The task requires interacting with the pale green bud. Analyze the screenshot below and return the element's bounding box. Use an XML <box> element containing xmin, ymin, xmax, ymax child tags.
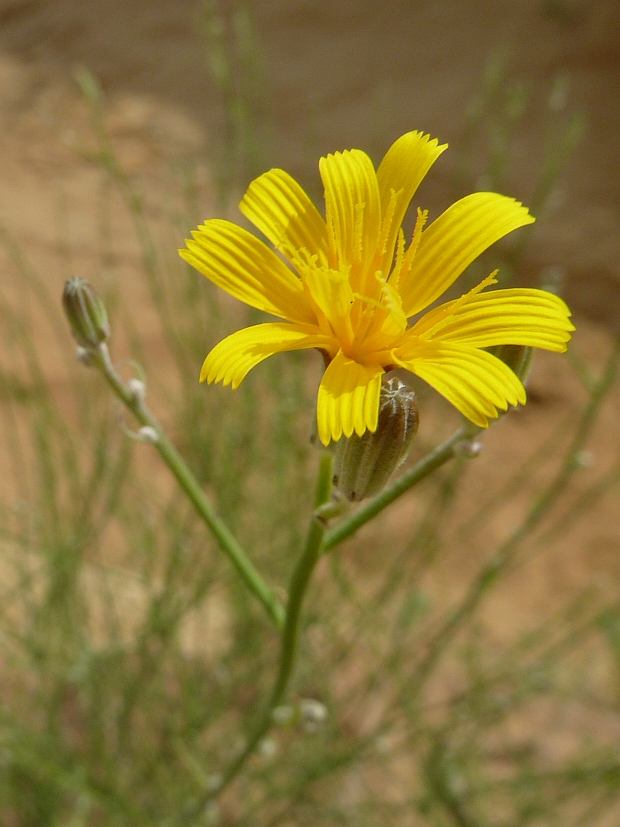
<box><xmin>62</xmin><ymin>278</ymin><xmax>110</xmax><ymax>350</ymax></box>
<box><xmin>332</xmin><ymin>377</ymin><xmax>419</xmax><ymax>502</ymax></box>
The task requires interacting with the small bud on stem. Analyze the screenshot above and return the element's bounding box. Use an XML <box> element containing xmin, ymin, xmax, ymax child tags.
<box><xmin>62</xmin><ymin>277</ymin><xmax>110</xmax><ymax>350</ymax></box>
<box><xmin>126</xmin><ymin>378</ymin><xmax>146</xmax><ymax>403</ymax></box>
<box><xmin>332</xmin><ymin>377</ymin><xmax>419</xmax><ymax>501</ymax></box>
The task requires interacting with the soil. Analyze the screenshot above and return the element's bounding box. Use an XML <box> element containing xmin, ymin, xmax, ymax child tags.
<box><xmin>1</xmin><ymin>0</ymin><xmax>619</xmax><ymax>319</ymax></box>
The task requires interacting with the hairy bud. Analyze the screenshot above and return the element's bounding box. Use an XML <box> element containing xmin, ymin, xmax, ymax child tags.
<box><xmin>62</xmin><ymin>278</ymin><xmax>110</xmax><ymax>350</ymax></box>
<box><xmin>332</xmin><ymin>377</ymin><xmax>419</xmax><ymax>501</ymax></box>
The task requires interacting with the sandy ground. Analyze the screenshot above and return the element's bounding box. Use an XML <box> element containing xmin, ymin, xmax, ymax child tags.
<box><xmin>0</xmin><ymin>0</ymin><xmax>619</xmax><ymax>319</ymax></box>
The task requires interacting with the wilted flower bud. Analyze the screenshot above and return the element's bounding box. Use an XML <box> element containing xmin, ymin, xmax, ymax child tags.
<box><xmin>62</xmin><ymin>278</ymin><xmax>110</xmax><ymax>350</ymax></box>
<box><xmin>489</xmin><ymin>344</ymin><xmax>533</xmax><ymax>385</ymax></box>
<box><xmin>332</xmin><ymin>377</ymin><xmax>419</xmax><ymax>502</ymax></box>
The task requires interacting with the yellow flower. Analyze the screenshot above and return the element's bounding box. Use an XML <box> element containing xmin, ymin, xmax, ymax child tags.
<box><xmin>180</xmin><ymin>131</ymin><xmax>574</xmax><ymax>446</ymax></box>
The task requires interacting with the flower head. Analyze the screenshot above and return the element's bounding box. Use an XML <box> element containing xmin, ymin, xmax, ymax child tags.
<box><xmin>180</xmin><ymin>131</ymin><xmax>574</xmax><ymax>445</ymax></box>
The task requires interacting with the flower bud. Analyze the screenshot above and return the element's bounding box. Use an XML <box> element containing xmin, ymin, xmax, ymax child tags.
<box><xmin>489</xmin><ymin>344</ymin><xmax>533</xmax><ymax>385</ymax></box>
<box><xmin>137</xmin><ymin>426</ymin><xmax>159</xmax><ymax>444</ymax></box>
<box><xmin>126</xmin><ymin>378</ymin><xmax>146</xmax><ymax>404</ymax></box>
<box><xmin>332</xmin><ymin>377</ymin><xmax>419</xmax><ymax>502</ymax></box>
<box><xmin>62</xmin><ymin>278</ymin><xmax>110</xmax><ymax>350</ymax></box>
<box><xmin>299</xmin><ymin>698</ymin><xmax>328</xmax><ymax>733</ymax></box>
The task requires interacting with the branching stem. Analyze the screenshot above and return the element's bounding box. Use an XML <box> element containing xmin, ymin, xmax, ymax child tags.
<box><xmin>91</xmin><ymin>343</ymin><xmax>285</xmax><ymax>630</ymax></box>
<box><xmin>323</xmin><ymin>425</ymin><xmax>477</xmax><ymax>551</ymax></box>
<box><xmin>185</xmin><ymin>451</ymin><xmax>334</xmax><ymax>820</ymax></box>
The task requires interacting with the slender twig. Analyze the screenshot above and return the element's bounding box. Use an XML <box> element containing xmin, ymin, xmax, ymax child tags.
<box><xmin>185</xmin><ymin>451</ymin><xmax>334</xmax><ymax>821</ymax></box>
<box><xmin>90</xmin><ymin>343</ymin><xmax>285</xmax><ymax>630</ymax></box>
<box><xmin>323</xmin><ymin>425</ymin><xmax>475</xmax><ymax>551</ymax></box>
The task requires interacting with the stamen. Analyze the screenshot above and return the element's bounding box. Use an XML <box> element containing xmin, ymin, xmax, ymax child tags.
<box><xmin>407</xmin><ymin>208</ymin><xmax>429</xmax><ymax>262</ymax></box>
<box><xmin>291</xmin><ymin>247</ymin><xmax>320</xmax><ymax>270</ymax></box>
<box><xmin>353</xmin><ymin>291</ymin><xmax>383</xmax><ymax>312</ymax></box>
<box><xmin>378</xmin><ymin>188</ymin><xmax>401</xmax><ymax>261</ymax></box>
<box><xmin>352</xmin><ymin>273</ymin><xmax>407</xmax><ymax>344</ymax></box>
<box><xmin>392</xmin><ymin>208</ymin><xmax>428</xmax><ymax>293</ymax></box>
<box><xmin>353</xmin><ymin>201</ymin><xmax>365</xmax><ymax>266</ymax></box>
<box><xmin>422</xmin><ymin>270</ymin><xmax>499</xmax><ymax>339</ymax></box>
<box><xmin>324</xmin><ymin>197</ymin><xmax>339</xmax><ymax>269</ymax></box>
<box><xmin>388</xmin><ymin>228</ymin><xmax>406</xmax><ymax>285</ymax></box>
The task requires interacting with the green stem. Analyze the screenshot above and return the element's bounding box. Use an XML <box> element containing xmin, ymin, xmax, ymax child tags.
<box><xmin>188</xmin><ymin>451</ymin><xmax>333</xmax><ymax>817</ymax></box>
<box><xmin>91</xmin><ymin>344</ymin><xmax>285</xmax><ymax>630</ymax></box>
<box><xmin>323</xmin><ymin>426</ymin><xmax>474</xmax><ymax>551</ymax></box>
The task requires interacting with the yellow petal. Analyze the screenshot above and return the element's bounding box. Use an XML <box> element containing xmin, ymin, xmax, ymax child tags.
<box><xmin>300</xmin><ymin>264</ymin><xmax>355</xmax><ymax>346</ymax></box>
<box><xmin>319</xmin><ymin>149</ymin><xmax>382</xmax><ymax>287</ymax></box>
<box><xmin>180</xmin><ymin>219</ymin><xmax>315</xmax><ymax>325</ymax></box>
<box><xmin>394</xmin><ymin>341</ymin><xmax>526</xmax><ymax>427</ymax></box>
<box><xmin>356</xmin><ymin>274</ymin><xmax>408</xmax><ymax>346</ymax></box>
<box><xmin>239</xmin><ymin>168</ymin><xmax>329</xmax><ymax>266</ymax></box>
<box><xmin>201</xmin><ymin>322</ymin><xmax>332</xmax><ymax>389</ymax></box>
<box><xmin>408</xmin><ymin>287</ymin><xmax>574</xmax><ymax>350</ymax></box>
<box><xmin>398</xmin><ymin>192</ymin><xmax>535</xmax><ymax>317</ymax></box>
<box><xmin>377</xmin><ymin>275</ymin><xmax>408</xmax><ymax>334</ymax></box>
<box><xmin>376</xmin><ymin>131</ymin><xmax>447</xmax><ymax>274</ymax></box>
<box><xmin>316</xmin><ymin>351</ymin><xmax>384</xmax><ymax>445</ymax></box>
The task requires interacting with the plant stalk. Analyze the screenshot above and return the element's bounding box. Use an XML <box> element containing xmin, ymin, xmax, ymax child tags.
<box><xmin>91</xmin><ymin>343</ymin><xmax>285</xmax><ymax>630</ymax></box>
<box><xmin>187</xmin><ymin>450</ymin><xmax>333</xmax><ymax>817</ymax></box>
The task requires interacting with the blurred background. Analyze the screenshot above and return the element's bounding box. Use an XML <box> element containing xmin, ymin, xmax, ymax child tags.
<box><xmin>1</xmin><ymin>1</ymin><xmax>620</xmax><ymax>825</ymax></box>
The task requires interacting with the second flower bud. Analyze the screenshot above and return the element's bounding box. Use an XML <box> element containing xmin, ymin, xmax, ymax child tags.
<box><xmin>332</xmin><ymin>377</ymin><xmax>419</xmax><ymax>502</ymax></box>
